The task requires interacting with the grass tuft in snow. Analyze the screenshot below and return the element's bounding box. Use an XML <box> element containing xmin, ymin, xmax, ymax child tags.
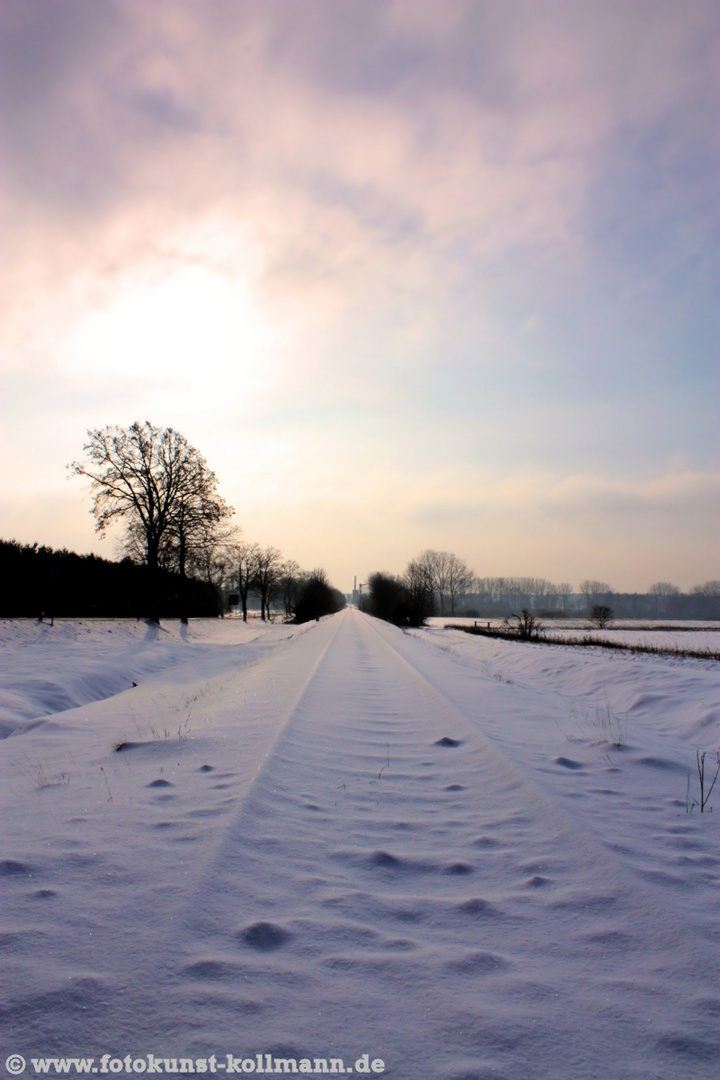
<box><xmin>592</xmin><ymin>698</ymin><xmax>627</xmax><ymax>749</ymax></box>
<box><xmin>113</xmin><ymin>720</ymin><xmax>189</xmax><ymax>752</ymax></box>
<box><xmin>686</xmin><ymin>749</ymin><xmax>720</xmax><ymax>813</ymax></box>
<box><xmin>17</xmin><ymin>752</ymin><xmax>71</xmax><ymax>791</ymax></box>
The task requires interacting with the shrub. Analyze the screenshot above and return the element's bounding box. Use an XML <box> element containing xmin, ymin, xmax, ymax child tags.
<box><xmin>505</xmin><ymin>608</ymin><xmax>544</xmax><ymax>640</ymax></box>
<box><xmin>589</xmin><ymin>604</ymin><xmax>614</xmax><ymax>629</ymax></box>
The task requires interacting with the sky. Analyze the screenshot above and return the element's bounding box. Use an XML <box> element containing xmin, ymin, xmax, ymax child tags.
<box><xmin>1</xmin><ymin>0</ymin><xmax>718</xmax><ymax>594</ymax></box>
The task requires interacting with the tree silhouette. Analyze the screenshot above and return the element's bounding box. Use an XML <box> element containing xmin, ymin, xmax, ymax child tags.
<box><xmin>69</xmin><ymin>422</ymin><xmax>233</xmax><ymax>574</ymax></box>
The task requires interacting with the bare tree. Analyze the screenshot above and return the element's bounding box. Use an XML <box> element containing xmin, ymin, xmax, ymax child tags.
<box><xmin>234</xmin><ymin>541</ymin><xmax>260</xmax><ymax>623</ymax></box>
<box><xmin>252</xmin><ymin>545</ymin><xmax>283</xmax><ymax>621</ymax></box>
<box><xmin>445</xmin><ymin>553</ymin><xmax>474</xmax><ymax>615</ymax></box>
<box><xmin>557</xmin><ymin>583</ymin><xmax>574</xmax><ymax>610</ymax></box>
<box><xmin>579</xmin><ymin>580</ymin><xmax>614</xmax><ymax>614</ymax></box>
<box><xmin>475</xmin><ymin>576</ymin><xmax>566</xmax><ymax>612</ymax></box>
<box><xmin>689</xmin><ymin>580</ymin><xmax>720</xmax><ymax>596</ymax></box>
<box><xmin>405</xmin><ymin>555</ymin><xmax>437</xmax><ymax>625</ymax></box>
<box><xmin>278</xmin><ymin>560</ymin><xmax>304</xmax><ymax>619</ymax></box>
<box><xmin>579</xmin><ymin>580</ymin><xmax>613</xmax><ymax>597</ymax></box>
<box><xmin>412</xmin><ymin>550</ymin><xmax>458</xmax><ymax>613</ymax></box>
<box><xmin>168</xmin><ymin>488</ymin><xmax>234</xmax><ymax>579</ymax></box>
<box><xmin>647</xmin><ymin>581</ymin><xmax>681</xmax><ymax>616</ymax></box>
<box><xmin>69</xmin><ymin>422</ymin><xmax>233</xmax><ymax>574</ymax></box>
<box><xmin>410</xmin><ymin>551</ymin><xmax>443</xmax><ymax>612</ymax></box>
<box><xmin>189</xmin><ymin>524</ymin><xmax>243</xmax><ymax>588</ymax></box>
<box><xmin>648</xmin><ymin>582</ymin><xmax>681</xmax><ymax>595</ymax></box>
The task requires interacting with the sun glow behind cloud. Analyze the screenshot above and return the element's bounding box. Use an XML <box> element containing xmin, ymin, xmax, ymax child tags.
<box><xmin>62</xmin><ymin>263</ymin><xmax>284</xmax><ymax>407</ymax></box>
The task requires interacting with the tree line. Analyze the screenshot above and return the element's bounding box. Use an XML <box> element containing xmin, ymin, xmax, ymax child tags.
<box><xmin>66</xmin><ymin>421</ymin><xmax>345</xmax><ymax>622</ymax></box>
<box><xmin>0</xmin><ymin>421</ymin><xmax>345</xmax><ymax>622</ymax></box>
<box><xmin>360</xmin><ymin>550</ymin><xmax>720</xmax><ymax>627</ymax></box>
<box><xmin>0</xmin><ymin>538</ymin><xmax>220</xmax><ymax>619</ymax></box>
<box><xmin>229</xmin><ymin>547</ymin><xmax>345</xmax><ymax>623</ymax></box>
<box><xmin>10</xmin><ymin>421</ymin><xmax>718</xmax><ymax>624</ymax></box>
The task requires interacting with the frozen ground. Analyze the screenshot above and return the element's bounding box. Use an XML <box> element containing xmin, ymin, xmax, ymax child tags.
<box><xmin>432</xmin><ymin>616</ymin><xmax>720</xmax><ymax>653</ymax></box>
<box><xmin>1</xmin><ymin>610</ymin><xmax>719</xmax><ymax>1079</ymax></box>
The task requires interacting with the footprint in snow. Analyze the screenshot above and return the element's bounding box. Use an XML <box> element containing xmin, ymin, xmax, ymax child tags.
<box><xmin>0</xmin><ymin>859</ymin><xmax>34</xmax><ymax>877</ymax></box>
<box><xmin>447</xmin><ymin>950</ymin><xmax>511</xmax><ymax>975</ymax></box>
<box><xmin>456</xmin><ymin>897</ymin><xmax>503</xmax><ymax>918</ymax></box>
<box><xmin>635</xmin><ymin>756</ymin><xmax>687</xmax><ymax>772</ymax></box>
<box><xmin>184</xmin><ymin>959</ymin><xmax>238</xmax><ymax>981</ymax></box>
<box><xmin>473</xmin><ymin>836</ymin><xmax>501</xmax><ymax>849</ymax></box>
<box><xmin>442</xmin><ymin>862</ymin><xmax>474</xmax><ymax>876</ymax></box>
<box><xmin>367</xmin><ymin>850</ymin><xmax>402</xmax><ymax>869</ymax></box>
<box><xmin>239</xmin><ymin>921</ymin><xmax>291</xmax><ymax>951</ymax></box>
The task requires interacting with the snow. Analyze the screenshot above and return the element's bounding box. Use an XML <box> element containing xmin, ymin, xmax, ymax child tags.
<box><xmin>432</xmin><ymin>616</ymin><xmax>720</xmax><ymax>654</ymax></box>
<box><xmin>1</xmin><ymin>609</ymin><xmax>719</xmax><ymax>1079</ymax></box>
<box><xmin>0</xmin><ymin>617</ymin><xmax>286</xmax><ymax>739</ymax></box>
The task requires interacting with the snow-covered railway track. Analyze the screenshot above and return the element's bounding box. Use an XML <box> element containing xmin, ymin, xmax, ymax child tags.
<box><xmin>2</xmin><ymin>609</ymin><xmax>719</xmax><ymax>1079</ymax></box>
<box><xmin>166</xmin><ymin>609</ymin><xmax>719</xmax><ymax>1078</ymax></box>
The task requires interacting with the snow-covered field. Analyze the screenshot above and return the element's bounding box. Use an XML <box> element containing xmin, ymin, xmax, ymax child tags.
<box><xmin>1</xmin><ymin>610</ymin><xmax>719</xmax><ymax>1079</ymax></box>
<box><xmin>432</xmin><ymin>616</ymin><xmax>720</xmax><ymax>654</ymax></box>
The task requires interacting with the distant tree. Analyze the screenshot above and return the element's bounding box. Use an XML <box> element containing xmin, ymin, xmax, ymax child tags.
<box><xmin>648</xmin><ymin>582</ymin><xmax>681</xmax><ymax>595</ymax></box>
<box><xmin>69</xmin><ymin>422</ymin><xmax>233</xmax><ymax>574</ymax></box>
<box><xmin>557</xmin><ymin>583</ymin><xmax>574</xmax><ymax>610</ymax></box>
<box><xmin>411</xmin><ymin>550</ymin><xmax>452</xmax><ymax>613</ymax></box>
<box><xmin>689</xmin><ymin>580</ymin><xmax>720</xmax><ymax>596</ymax></box>
<box><xmin>361</xmin><ymin>572</ymin><xmax>409</xmax><ymax>625</ymax></box>
<box><xmin>445</xmin><ymin>553</ymin><xmax>474</xmax><ymax>615</ymax></box>
<box><xmin>647</xmin><ymin>581</ymin><xmax>681</xmax><ymax>616</ymax></box>
<box><xmin>278</xmin><ymin>560</ymin><xmax>304</xmax><ymax>618</ymax></box>
<box><xmin>474</xmin><ymin>576</ymin><xmax>564</xmax><ymax>613</ymax></box>
<box><xmin>233</xmin><ymin>541</ymin><xmax>260</xmax><ymax>622</ymax></box>
<box><xmin>294</xmin><ymin>569</ymin><xmax>345</xmax><ymax>623</ymax></box>
<box><xmin>579</xmin><ymin>580</ymin><xmax>614</xmax><ymax>615</ymax></box>
<box><xmin>579</xmin><ymin>580</ymin><xmax>613</xmax><ymax>598</ymax></box>
<box><xmin>405</xmin><ymin>556</ymin><xmax>437</xmax><ymax>626</ymax></box>
<box><xmin>251</xmin><ymin>545</ymin><xmax>283</xmax><ymax>620</ymax></box>
<box><xmin>589</xmin><ymin>604</ymin><xmax>614</xmax><ymax>629</ymax></box>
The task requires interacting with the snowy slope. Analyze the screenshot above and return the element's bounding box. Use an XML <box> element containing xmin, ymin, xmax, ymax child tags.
<box><xmin>0</xmin><ymin>617</ymin><xmax>287</xmax><ymax>738</ymax></box>
<box><xmin>1</xmin><ymin>610</ymin><xmax>719</xmax><ymax>1080</ymax></box>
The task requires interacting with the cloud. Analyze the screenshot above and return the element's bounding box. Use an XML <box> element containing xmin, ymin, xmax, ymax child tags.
<box><xmin>407</xmin><ymin>467</ymin><xmax>720</xmax><ymax>523</ymax></box>
<box><xmin>2</xmin><ymin>2</ymin><xmax>719</xmax><ymax>589</ymax></box>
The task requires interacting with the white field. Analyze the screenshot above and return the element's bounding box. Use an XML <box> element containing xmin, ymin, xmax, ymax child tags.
<box><xmin>431</xmin><ymin>616</ymin><xmax>720</xmax><ymax>654</ymax></box>
<box><xmin>1</xmin><ymin>609</ymin><xmax>720</xmax><ymax>1079</ymax></box>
